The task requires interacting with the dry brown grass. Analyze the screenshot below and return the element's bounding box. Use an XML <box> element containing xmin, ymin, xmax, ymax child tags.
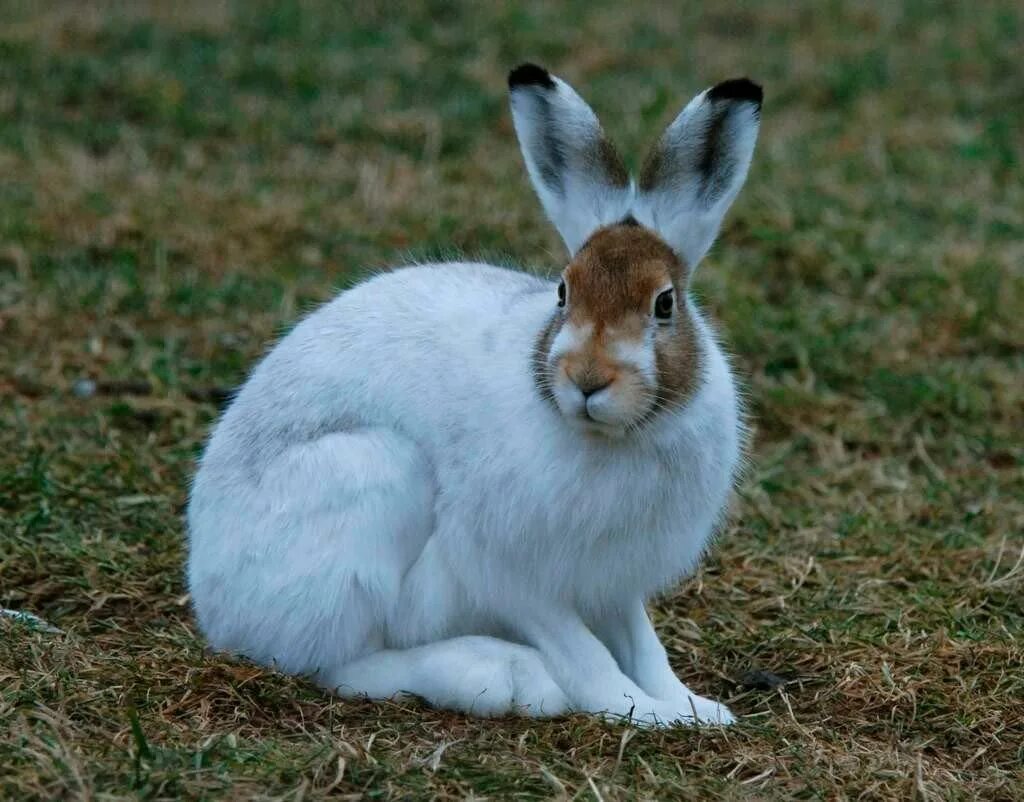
<box><xmin>2</xmin><ymin>1</ymin><xmax>1022</xmax><ymax>798</ymax></box>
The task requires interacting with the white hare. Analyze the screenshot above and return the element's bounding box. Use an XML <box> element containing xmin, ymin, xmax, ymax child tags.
<box><xmin>187</xmin><ymin>64</ymin><xmax>762</xmax><ymax>727</ymax></box>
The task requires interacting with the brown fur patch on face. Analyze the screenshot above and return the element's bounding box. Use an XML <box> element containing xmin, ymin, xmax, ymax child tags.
<box><xmin>532</xmin><ymin>223</ymin><xmax>703</xmax><ymax>425</ymax></box>
<box><xmin>570</xmin><ymin>226</ymin><xmax>702</xmax><ymax>414</ymax></box>
<box><xmin>531</xmin><ymin>310</ymin><xmax>562</xmax><ymax>407</ymax></box>
<box><xmin>653</xmin><ymin>312</ymin><xmax>701</xmax><ymax>412</ymax></box>
<box><xmin>564</xmin><ymin>225</ymin><xmax>682</xmax><ymax>327</ymax></box>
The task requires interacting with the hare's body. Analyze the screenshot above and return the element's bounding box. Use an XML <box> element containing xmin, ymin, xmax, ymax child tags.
<box><xmin>189</xmin><ymin>65</ymin><xmax>763</xmax><ymax>726</ymax></box>
<box><xmin>189</xmin><ymin>264</ymin><xmax>740</xmax><ymax>716</ymax></box>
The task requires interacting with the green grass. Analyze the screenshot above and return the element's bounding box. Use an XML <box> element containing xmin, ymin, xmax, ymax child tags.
<box><xmin>2</xmin><ymin>0</ymin><xmax>1022</xmax><ymax>798</ymax></box>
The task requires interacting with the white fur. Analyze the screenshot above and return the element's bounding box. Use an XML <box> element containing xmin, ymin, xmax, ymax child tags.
<box><xmin>188</xmin><ymin>68</ymin><xmax>760</xmax><ymax>727</ymax></box>
<box><xmin>550</xmin><ymin>320</ymin><xmax>592</xmax><ymax>359</ymax></box>
<box><xmin>610</xmin><ymin>334</ymin><xmax>657</xmax><ymax>387</ymax></box>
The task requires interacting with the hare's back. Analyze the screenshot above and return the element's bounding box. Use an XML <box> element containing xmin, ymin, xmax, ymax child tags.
<box><xmin>204</xmin><ymin>263</ymin><xmax>553</xmax><ymax>472</ymax></box>
<box><xmin>309</xmin><ymin>262</ymin><xmax>552</xmax><ymax>381</ymax></box>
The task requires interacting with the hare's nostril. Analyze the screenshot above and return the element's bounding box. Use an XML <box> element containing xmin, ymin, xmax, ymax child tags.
<box><xmin>576</xmin><ymin>378</ymin><xmax>612</xmax><ymax>398</ymax></box>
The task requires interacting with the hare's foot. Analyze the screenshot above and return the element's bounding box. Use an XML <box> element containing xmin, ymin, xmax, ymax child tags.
<box><xmin>599</xmin><ymin>694</ymin><xmax>734</xmax><ymax>728</ymax></box>
<box><xmin>658</xmin><ymin>693</ymin><xmax>735</xmax><ymax>726</ymax></box>
<box><xmin>324</xmin><ymin>636</ymin><xmax>569</xmax><ymax>719</ymax></box>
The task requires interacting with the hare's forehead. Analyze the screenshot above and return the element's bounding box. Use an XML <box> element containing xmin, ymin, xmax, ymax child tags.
<box><xmin>563</xmin><ymin>226</ymin><xmax>681</xmax><ymax>323</ymax></box>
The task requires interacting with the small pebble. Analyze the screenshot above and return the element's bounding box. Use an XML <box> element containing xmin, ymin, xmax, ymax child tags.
<box><xmin>0</xmin><ymin>608</ymin><xmax>63</xmax><ymax>634</ymax></box>
<box><xmin>72</xmin><ymin>378</ymin><xmax>97</xmax><ymax>398</ymax></box>
<box><xmin>737</xmin><ymin>669</ymin><xmax>789</xmax><ymax>690</ymax></box>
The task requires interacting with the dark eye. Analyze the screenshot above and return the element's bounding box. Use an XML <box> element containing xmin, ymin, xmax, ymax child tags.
<box><xmin>557</xmin><ymin>280</ymin><xmax>566</xmax><ymax>307</ymax></box>
<box><xmin>654</xmin><ymin>290</ymin><xmax>674</xmax><ymax>319</ymax></box>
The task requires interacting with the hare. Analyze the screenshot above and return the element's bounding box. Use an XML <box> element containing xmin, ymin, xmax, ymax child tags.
<box><xmin>187</xmin><ymin>64</ymin><xmax>762</xmax><ymax>727</ymax></box>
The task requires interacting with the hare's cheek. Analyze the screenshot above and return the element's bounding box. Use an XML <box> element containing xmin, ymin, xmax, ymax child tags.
<box><xmin>608</xmin><ymin>374</ymin><xmax>655</xmax><ymax>420</ymax></box>
<box><xmin>551</xmin><ymin>378</ymin><xmax>587</xmax><ymax>420</ymax></box>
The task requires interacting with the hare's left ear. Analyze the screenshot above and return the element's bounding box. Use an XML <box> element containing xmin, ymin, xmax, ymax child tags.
<box><xmin>509</xmin><ymin>64</ymin><xmax>634</xmax><ymax>255</ymax></box>
<box><xmin>633</xmin><ymin>79</ymin><xmax>762</xmax><ymax>270</ymax></box>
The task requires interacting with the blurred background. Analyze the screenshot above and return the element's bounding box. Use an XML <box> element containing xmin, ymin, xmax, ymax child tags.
<box><xmin>1</xmin><ymin>1</ymin><xmax>1021</xmax><ymax>799</ymax></box>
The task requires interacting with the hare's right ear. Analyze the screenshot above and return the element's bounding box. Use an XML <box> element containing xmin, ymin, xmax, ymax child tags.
<box><xmin>508</xmin><ymin>64</ymin><xmax>633</xmax><ymax>255</ymax></box>
<box><xmin>633</xmin><ymin>79</ymin><xmax>762</xmax><ymax>271</ymax></box>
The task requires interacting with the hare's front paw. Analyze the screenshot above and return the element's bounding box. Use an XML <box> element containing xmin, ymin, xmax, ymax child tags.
<box><xmin>676</xmin><ymin>693</ymin><xmax>736</xmax><ymax>726</ymax></box>
<box><xmin>625</xmin><ymin>695</ymin><xmax>735</xmax><ymax>728</ymax></box>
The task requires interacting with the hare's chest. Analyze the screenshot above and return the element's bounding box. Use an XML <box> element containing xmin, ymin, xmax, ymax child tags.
<box><xmin>444</xmin><ymin>435</ymin><xmax>731</xmax><ymax>597</ymax></box>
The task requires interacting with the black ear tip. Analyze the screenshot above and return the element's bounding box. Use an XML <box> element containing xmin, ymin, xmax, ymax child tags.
<box><xmin>508</xmin><ymin>63</ymin><xmax>555</xmax><ymax>90</ymax></box>
<box><xmin>707</xmin><ymin>77</ymin><xmax>763</xmax><ymax>107</ymax></box>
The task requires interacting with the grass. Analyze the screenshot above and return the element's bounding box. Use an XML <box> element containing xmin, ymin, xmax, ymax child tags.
<box><xmin>1</xmin><ymin>0</ymin><xmax>1022</xmax><ymax>798</ymax></box>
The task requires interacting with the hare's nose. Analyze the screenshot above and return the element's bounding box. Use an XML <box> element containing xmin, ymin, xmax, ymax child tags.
<box><xmin>576</xmin><ymin>377</ymin><xmax>612</xmax><ymax>398</ymax></box>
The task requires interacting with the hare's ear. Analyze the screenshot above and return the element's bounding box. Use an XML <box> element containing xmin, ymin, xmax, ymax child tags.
<box><xmin>633</xmin><ymin>79</ymin><xmax>762</xmax><ymax>270</ymax></box>
<box><xmin>508</xmin><ymin>64</ymin><xmax>633</xmax><ymax>255</ymax></box>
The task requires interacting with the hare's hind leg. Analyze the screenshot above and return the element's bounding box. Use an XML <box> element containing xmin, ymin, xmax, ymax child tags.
<box><xmin>322</xmin><ymin>636</ymin><xmax>569</xmax><ymax>719</ymax></box>
<box><xmin>189</xmin><ymin>427</ymin><xmax>436</xmax><ymax>679</ymax></box>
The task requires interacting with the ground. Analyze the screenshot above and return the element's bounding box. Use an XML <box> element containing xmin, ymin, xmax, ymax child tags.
<box><xmin>1</xmin><ymin>1</ymin><xmax>1022</xmax><ymax>799</ymax></box>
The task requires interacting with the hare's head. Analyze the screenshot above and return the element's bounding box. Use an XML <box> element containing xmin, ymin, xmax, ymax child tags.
<box><xmin>510</xmin><ymin>64</ymin><xmax>761</xmax><ymax>435</ymax></box>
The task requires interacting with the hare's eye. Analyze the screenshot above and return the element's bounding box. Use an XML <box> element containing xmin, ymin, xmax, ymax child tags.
<box><xmin>557</xmin><ymin>280</ymin><xmax>566</xmax><ymax>307</ymax></box>
<box><xmin>654</xmin><ymin>290</ymin><xmax>674</xmax><ymax>319</ymax></box>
